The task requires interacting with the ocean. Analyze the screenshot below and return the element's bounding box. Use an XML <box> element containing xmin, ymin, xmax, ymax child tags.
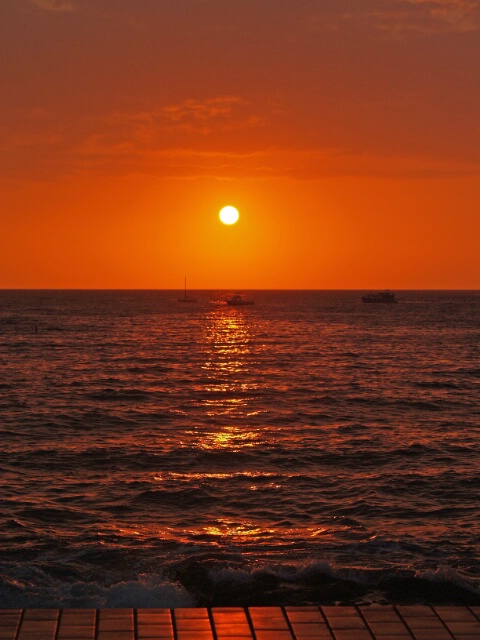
<box><xmin>1</xmin><ymin>289</ymin><xmax>479</xmax><ymax>608</ymax></box>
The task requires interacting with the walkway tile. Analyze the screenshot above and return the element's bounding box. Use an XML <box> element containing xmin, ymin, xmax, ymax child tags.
<box><xmin>254</xmin><ymin>631</ymin><xmax>293</xmax><ymax>640</ymax></box>
<box><xmin>57</xmin><ymin>626</ymin><xmax>95</xmax><ymax>639</ymax></box>
<box><xmin>289</xmin><ymin>622</ymin><xmax>333</xmax><ymax>638</ymax></box>
<box><xmin>249</xmin><ymin>606</ymin><xmax>290</xmax><ymax>630</ymax></box>
<box><xmin>174</xmin><ymin>607</ymin><xmax>209</xmax><ymax>618</ymax></box>
<box><xmin>0</xmin><ymin>610</ymin><xmax>22</xmax><ymax>640</ymax></box>
<box><xmin>22</xmin><ymin>610</ymin><xmax>59</xmax><ymax>621</ymax></box>
<box><xmin>97</xmin><ymin>633</ymin><xmax>134</xmax><ymax>640</ymax></box>
<box><xmin>4</xmin><ymin>605</ymin><xmax>480</xmax><ymax>639</ymax></box>
<box><xmin>136</xmin><ymin>624</ymin><xmax>174</xmax><ymax>638</ymax></box>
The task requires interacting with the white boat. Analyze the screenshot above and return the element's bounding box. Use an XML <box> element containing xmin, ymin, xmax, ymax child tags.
<box><xmin>226</xmin><ymin>293</ymin><xmax>254</xmax><ymax>306</ymax></box>
<box><xmin>178</xmin><ymin>277</ymin><xmax>196</xmax><ymax>303</ymax></box>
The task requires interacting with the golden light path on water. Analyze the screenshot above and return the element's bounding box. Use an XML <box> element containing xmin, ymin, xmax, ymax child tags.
<box><xmin>186</xmin><ymin>305</ymin><xmax>274</xmax><ymax>544</ymax></box>
<box><xmin>106</xmin><ymin>302</ymin><xmax>333</xmax><ymax>548</ymax></box>
<box><xmin>1</xmin><ymin>290</ymin><xmax>478</xmax><ymax>608</ymax></box>
<box><xmin>198</xmin><ymin>306</ymin><xmax>262</xmax><ymax>426</ymax></box>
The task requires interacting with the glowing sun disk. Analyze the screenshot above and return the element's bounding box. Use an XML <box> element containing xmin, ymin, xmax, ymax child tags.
<box><xmin>219</xmin><ymin>206</ymin><xmax>239</xmax><ymax>225</ymax></box>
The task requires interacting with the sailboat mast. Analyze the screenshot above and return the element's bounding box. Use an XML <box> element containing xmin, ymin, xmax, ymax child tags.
<box><xmin>179</xmin><ymin>276</ymin><xmax>195</xmax><ymax>302</ymax></box>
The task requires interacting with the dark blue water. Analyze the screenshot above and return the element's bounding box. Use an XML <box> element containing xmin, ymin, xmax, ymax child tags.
<box><xmin>1</xmin><ymin>290</ymin><xmax>479</xmax><ymax>607</ymax></box>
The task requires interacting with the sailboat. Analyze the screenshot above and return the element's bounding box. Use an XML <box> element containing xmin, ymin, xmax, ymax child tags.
<box><xmin>178</xmin><ymin>277</ymin><xmax>196</xmax><ymax>303</ymax></box>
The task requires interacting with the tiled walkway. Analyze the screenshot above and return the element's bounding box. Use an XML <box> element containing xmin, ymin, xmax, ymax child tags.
<box><xmin>1</xmin><ymin>605</ymin><xmax>480</xmax><ymax>640</ymax></box>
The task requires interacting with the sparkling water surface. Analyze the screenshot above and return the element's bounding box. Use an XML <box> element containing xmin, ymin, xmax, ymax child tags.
<box><xmin>1</xmin><ymin>290</ymin><xmax>479</xmax><ymax>607</ymax></box>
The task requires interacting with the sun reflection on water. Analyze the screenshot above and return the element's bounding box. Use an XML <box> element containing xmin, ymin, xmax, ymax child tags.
<box><xmin>200</xmin><ymin>309</ymin><xmax>258</xmax><ymax>399</ymax></box>
<box><xmin>166</xmin><ymin>307</ymin><xmax>273</xmax><ymax>546</ymax></box>
<box><xmin>198</xmin><ymin>424</ymin><xmax>261</xmax><ymax>450</ymax></box>
<box><xmin>203</xmin><ymin>518</ymin><xmax>276</xmax><ymax>541</ymax></box>
<box><xmin>189</xmin><ymin>307</ymin><xmax>263</xmax><ymax>449</ymax></box>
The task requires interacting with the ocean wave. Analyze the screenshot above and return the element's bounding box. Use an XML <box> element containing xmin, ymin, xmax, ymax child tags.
<box><xmin>255</xmin><ymin>563</ymin><xmax>480</xmax><ymax>605</ymax></box>
<box><xmin>0</xmin><ymin>571</ymin><xmax>193</xmax><ymax>609</ymax></box>
<box><xmin>165</xmin><ymin>557</ymin><xmax>480</xmax><ymax>607</ymax></box>
<box><xmin>86</xmin><ymin>388</ymin><xmax>153</xmax><ymax>401</ymax></box>
<box><xmin>137</xmin><ymin>487</ymin><xmax>217</xmax><ymax>508</ymax></box>
<box><xmin>18</xmin><ymin>506</ymin><xmax>94</xmax><ymax>524</ymax></box>
<box><xmin>414</xmin><ymin>380</ymin><xmax>460</xmax><ymax>389</ymax></box>
<box><xmin>2</xmin><ymin>290</ymin><xmax>480</xmax><ymax>609</ymax></box>
<box><xmin>3</xmin><ymin>549</ymin><xmax>479</xmax><ymax>608</ymax></box>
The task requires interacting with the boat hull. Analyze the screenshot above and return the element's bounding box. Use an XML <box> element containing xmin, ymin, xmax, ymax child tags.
<box><xmin>362</xmin><ymin>293</ymin><xmax>397</xmax><ymax>303</ymax></box>
<box><xmin>226</xmin><ymin>293</ymin><xmax>254</xmax><ymax>306</ymax></box>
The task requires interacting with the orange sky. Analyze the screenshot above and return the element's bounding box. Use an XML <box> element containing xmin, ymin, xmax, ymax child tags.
<box><xmin>2</xmin><ymin>0</ymin><xmax>479</xmax><ymax>289</ymax></box>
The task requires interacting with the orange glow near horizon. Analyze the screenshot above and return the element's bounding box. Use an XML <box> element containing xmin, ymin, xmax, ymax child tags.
<box><xmin>1</xmin><ymin>2</ymin><xmax>479</xmax><ymax>290</ymax></box>
<box><xmin>2</xmin><ymin>174</ymin><xmax>478</xmax><ymax>290</ymax></box>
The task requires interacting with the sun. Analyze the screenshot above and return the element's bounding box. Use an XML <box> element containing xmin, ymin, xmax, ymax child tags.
<box><xmin>219</xmin><ymin>206</ymin><xmax>239</xmax><ymax>225</ymax></box>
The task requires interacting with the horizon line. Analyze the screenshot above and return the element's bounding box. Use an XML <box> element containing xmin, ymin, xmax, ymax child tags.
<box><xmin>1</xmin><ymin>288</ymin><xmax>479</xmax><ymax>292</ymax></box>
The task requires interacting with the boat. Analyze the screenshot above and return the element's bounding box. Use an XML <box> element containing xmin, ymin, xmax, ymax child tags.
<box><xmin>226</xmin><ymin>293</ymin><xmax>254</xmax><ymax>306</ymax></box>
<box><xmin>178</xmin><ymin>277</ymin><xmax>196</xmax><ymax>303</ymax></box>
<box><xmin>362</xmin><ymin>291</ymin><xmax>398</xmax><ymax>303</ymax></box>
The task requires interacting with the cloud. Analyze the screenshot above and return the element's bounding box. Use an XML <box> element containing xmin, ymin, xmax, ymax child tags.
<box><xmin>162</xmin><ymin>98</ymin><xmax>241</xmax><ymax>134</ymax></box>
<box><xmin>30</xmin><ymin>0</ymin><xmax>75</xmax><ymax>12</ymax></box>
<box><xmin>102</xmin><ymin>97</ymin><xmax>266</xmax><ymax>138</ymax></box>
<box><xmin>71</xmin><ymin>97</ymin><xmax>267</xmax><ymax>163</ymax></box>
<box><xmin>73</xmin><ymin>140</ymin><xmax>480</xmax><ymax>181</ymax></box>
<box><xmin>7</xmin><ymin>131</ymin><xmax>62</xmax><ymax>147</ymax></box>
<box><xmin>5</xmin><ymin>131</ymin><xmax>479</xmax><ymax>182</ymax></box>
<box><xmin>4</xmin><ymin>96</ymin><xmax>479</xmax><ymax>182</ymax></box>
<box><xmin>372</xmin><ymin>0</ymin><xmax>480</xmax><ymax>33</ymax></box>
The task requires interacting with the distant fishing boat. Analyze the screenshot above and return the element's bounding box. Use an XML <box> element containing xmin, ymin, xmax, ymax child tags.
<box><xmin>362</xmin><ymin>291</ymin><xmax>398</xmax><ymax>303</ymax></box>
<box><xmin>226</xmin><ymin>292</ymin><xmax>254</xmax><ymax>306</ymax></box>
<box><xmin>178</xmin><ymin>277</ymin><xmax>196</xmax><ymax>303</ymax></box>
